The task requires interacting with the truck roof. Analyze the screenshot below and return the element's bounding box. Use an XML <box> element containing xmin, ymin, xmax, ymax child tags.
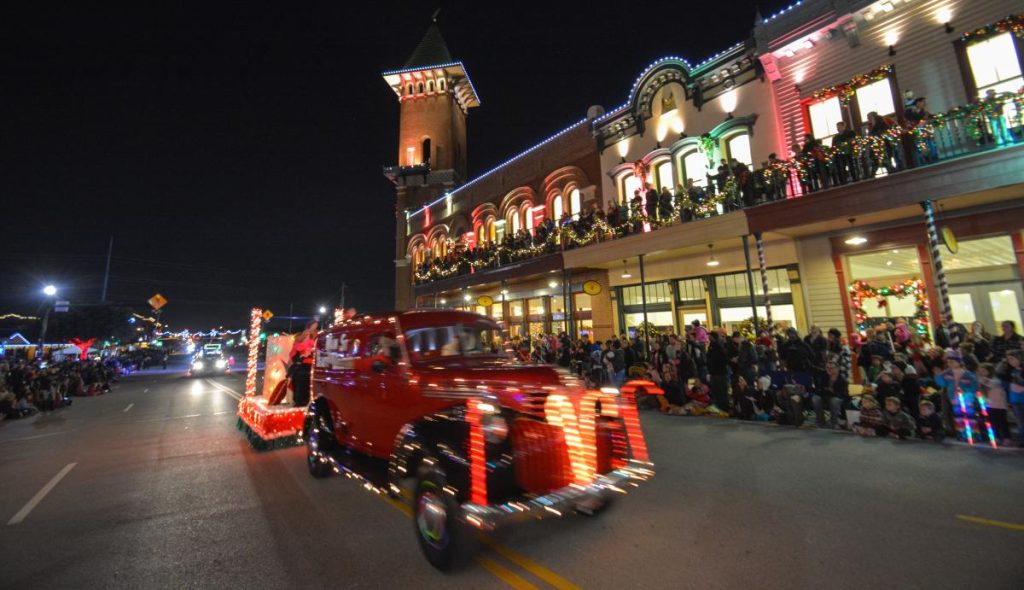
<box><xmin>327</xmin><ymin>309</ymin><xmax>498</xmax><ymax>333</ymax></box>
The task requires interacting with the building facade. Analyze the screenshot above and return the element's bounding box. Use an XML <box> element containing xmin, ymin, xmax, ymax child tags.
<box><xmin>386</xmin><ymin>2</ymin><xmax>1024</xmax><ymax>344</ymax></box>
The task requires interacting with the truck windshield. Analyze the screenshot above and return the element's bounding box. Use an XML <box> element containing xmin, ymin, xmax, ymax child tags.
<box><xmin>405</xmin><ymin>323</ymin><xmax>501</xmax><ymax>362</ymax></box>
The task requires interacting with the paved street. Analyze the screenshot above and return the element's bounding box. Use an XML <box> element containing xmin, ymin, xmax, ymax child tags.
<box><xmin>2</xmin><ymin>361</ymin><xmax>1022</xmax><ymax>589</ymax></box>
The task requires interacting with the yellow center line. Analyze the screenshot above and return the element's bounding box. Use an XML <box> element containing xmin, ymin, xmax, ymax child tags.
<box><xmin>380</xmin><ymin>489</ymin><xmax>579</xmax><ymax>589</ymax></box>
<box><xmin>476</xmin><ymin>555</ymin><xmax>540</xmax><ymax>590</ymax></box>
<box><xmin>480</xmin><ymin>537</ymin><xmax>583</xmax><ymax>590</ymax></box>
<box><xmin>956</xmin><ymin>514</ymin><xmax>1024</xmax><ymax>532</ymax></box>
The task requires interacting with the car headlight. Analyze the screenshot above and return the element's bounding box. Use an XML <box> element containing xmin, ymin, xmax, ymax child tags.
<box><xmin>192</xmin><ymin>361</ymin><xmax>204</xmax><ymax>370</ymax></box>
<box><xmin>215</xmin><ymin>359</ymin><xmax>226</xmax><ymax>369</ymax></box>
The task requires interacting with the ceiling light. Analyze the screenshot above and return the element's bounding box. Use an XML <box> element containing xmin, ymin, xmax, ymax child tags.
<box><xmin>844</xmin><ymin>217</ymin><xmax>867</xmax><ymax>246</ymax></box>
<box><xmin>621</xmin><ymin>259</ymin><xmax>632</xmax><ymax>279</ymax></box>
<box><xmin>706</xmin><ymin>244</ymin><xmax>720</xmax><ymax>267</ymax></box>
<box><xmin>439</xmin><ymin>298</ymin><xmax>446</xmax><ymax>304</ymax></box>
<box><xmin>880</xmin><ymin>2</ymin><xmax>894</xmax><ymax>13</ymax></box>
<box><xmin>463</xmin><ymin>293</ymin><xmax>472</xmax><ymax>302</ymax></box>
<box><xmin>548</xmin><ymin>280</ymin><xmax>558</xmax><ymax>289</ymax></box>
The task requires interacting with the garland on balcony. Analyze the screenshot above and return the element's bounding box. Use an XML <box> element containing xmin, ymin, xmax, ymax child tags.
<box><xmin>849</xmin><ymin>279</ymin><xmax>930</xmax><ymax>336</ymax></box>
<box><xmin>958</xmin><ymin>14</ymin><xmax>1024</xmax><ymax>43</ymax></box>
<box><xmin>812</xmin><ymin>64</ymin><xmax>893</xmax><ymax>105</ymax></box>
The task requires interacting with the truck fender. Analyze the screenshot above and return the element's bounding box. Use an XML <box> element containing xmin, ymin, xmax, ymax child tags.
<box><xmin>388</xmin><ymin>409</ymin><xmax>470</xmax><ymax>501</ymax></box>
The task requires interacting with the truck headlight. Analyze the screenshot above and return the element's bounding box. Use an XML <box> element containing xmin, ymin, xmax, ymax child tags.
<box><xmin>192</xmin><ymin>361</ymin><xmax>204</xmax><ymax>370</ymax></box>
<box><xmin>215</xmin><ymin>359</ymin><xmax>227</xmax><ymax>369</ymax></box>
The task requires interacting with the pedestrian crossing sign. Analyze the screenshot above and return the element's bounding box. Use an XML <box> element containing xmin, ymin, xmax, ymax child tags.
<box><xmin>262</xmin><ymin>310</ymin><xmax>274</xmax><ymax>321</ymax></box>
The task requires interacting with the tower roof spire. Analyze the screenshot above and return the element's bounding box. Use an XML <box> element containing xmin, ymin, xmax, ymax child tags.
<box><xmin>404</xmin><ymin>21</ymin><xmax>453</xmax><ymax>69</ymax></box>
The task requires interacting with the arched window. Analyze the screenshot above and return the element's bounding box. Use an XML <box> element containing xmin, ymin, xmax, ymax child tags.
<box><xmin>510</xmin><ymin>211</ymin><xmax>521</xmax><ymax>234</ymax></box>
<box><xmin>654</xmin><ymin>159</ymin><xmax>674</xmax><ymax>191</ymax></box>
<box><xmin>427</xmin><ymin>80</ymin><xmax>435</xmax><ymax>93</ymax></box>
<box><xmin>476</xmin><ymin>223</ymin><xmax>485</xmax><ymax>246</ymax></box>
<box><xmin>618</xmin><ymin>172</ymin><xmax>642</xmax><ymax>206</ymax></box>
<box><xmin>680</xmin><ymin>150</ymin><xmax>708</xmax><ymax>188</ymax></box>
<box><xmin>552</xmin><ymin>194</ymin><xmax>563</xmax><ymax>219</ymax></box>
<box><xmin>725</xmin><ymin>132</ymin><xmax>753</xmax><ymax>167</ymax></box>
<box><xmin>524</xmin><ymin>207</ymin><xmax>535</xmax><ymax>234</ymax></box>
<box><xmin>438</xmin><ymin>78</ymin><xmax>446</xmax><ymax>91</ymax></box>
<box><xmin>417</xmin><ymin>82</ymin><xmax>424</xmax><ymax>94</ymax></box>
<box><xmin>406</xmin><ymin>83</ymin><xmax>413</xmax><ymax>96</ymax></box>
<box><xmin>568</xmin><ymin>188</ymin><xmax>581</xmax><ymax>219</ymax></box>
<box><xmin>421</xmin><ymin>138</ymin><xmax>431</xmax><ymax>165</ymax></box>
<box><xmin>486</xmin><ymin>218</ymin><xmax>496</xmax><ymax>242</ymax></box>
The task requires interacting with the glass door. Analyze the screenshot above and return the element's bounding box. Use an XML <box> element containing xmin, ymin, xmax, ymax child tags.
<box><xmin>949</xmin><ymin>282</ymin><xmax>1024</xmax><ymax>334</ymax></box>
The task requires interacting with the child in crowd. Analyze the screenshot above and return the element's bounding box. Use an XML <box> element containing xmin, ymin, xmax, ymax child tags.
<box><xmin>668</xmin><ymin>377</ymin><xmax>712</xmax><ymax>415</ymax></box>
<box><xmin>853</xmin><ymin>394</ymin><xmax>883</xmax><ymax>436</ymax></box>
<box><xmin>868</xmin><ymin>355</ymin><xmax>886</xmax><ymax>383</ymax></box>
<box><xmin>978</xmin><ymin>362</ymin><xmax>1010</xmax><ymax>444</ymax></box>
<box><xmin>916</xmin><ymin>400</ymin><xmax>944</xmax><ymax>442</ymax></box>
<box><xmin>879</xmin><ymin>396</ymin><xmax>916</xmax><ymax>439</ymax></box>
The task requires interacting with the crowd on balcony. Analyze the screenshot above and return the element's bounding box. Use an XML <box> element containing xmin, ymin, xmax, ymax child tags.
<box><xmin>414</xmin><ymin>89</ymin><xmax>1023</xmax><ymax>285</ymax></box>
<box><xmin>515</xmin><ymin>317</ymin><xmax>1024</xmax><ymax>448</ymax></box>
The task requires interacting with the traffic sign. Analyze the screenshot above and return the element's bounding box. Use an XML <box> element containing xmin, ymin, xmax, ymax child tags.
<box><xmin>262</xmin><ymin>310</ymin><xmax>274</xmax><ymax>321</ymax></box>
<box><xmin>54</xmin><ymin>300</ymin><xmax>70</xmax><ymax>313</ymax></box>
<box><xmin>148</xmin><ymin>293</ymin><xmax>168</xmax><ymax>310</ymax></box>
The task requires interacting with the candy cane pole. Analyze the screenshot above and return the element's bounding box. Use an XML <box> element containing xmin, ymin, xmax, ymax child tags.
<box><xmin>955</xmin><ymin>387</ymin><xmax>974</xmax><ymax>445</ymax></box>
<box><xmin>245</xmin><ymin>308</ymin><xmax>262</xmax><ymax>397</ymax></box>
<box><xmin>974</xmin><ymin>392</ymin><xmax>998</xmax><ymax>449</ymax></box>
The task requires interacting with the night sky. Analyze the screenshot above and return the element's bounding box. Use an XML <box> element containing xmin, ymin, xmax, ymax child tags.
<box><xmin>1</xmin><ymin>0</ymin><xmax>792</xmax><ymax>330</ymax></box>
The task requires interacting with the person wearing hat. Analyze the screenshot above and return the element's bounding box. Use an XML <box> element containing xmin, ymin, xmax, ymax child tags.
<box><xmin>879</xmin><ymin>396</ymin><xmax>916</xmax><ymax>439</ymax></box>
<box><xmin>853</xmin><ymin>394</ymin><xmax>883</xmax><ymax>436</ymax></box>
<box><xmin>935</xmin><ymin>349</ymin><xmax>979</xmax><ymax>442</ymax></box>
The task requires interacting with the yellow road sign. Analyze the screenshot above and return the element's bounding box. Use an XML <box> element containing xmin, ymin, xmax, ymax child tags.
<box><xmin>148</xmin><ymin>293</ymin><xmax>168</xmax><ymax>310</ymax></box>
<box><xmin>262</xmin><ymin>310</ymin><xmax>274</xmax><ymax>321</ymax></box>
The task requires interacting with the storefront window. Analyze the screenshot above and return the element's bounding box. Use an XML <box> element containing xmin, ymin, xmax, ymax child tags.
<box><xmin>681</xmin><ymin>150</ymin><xmax>708</xmax><ymax>188</ymax></box>
<box><xmin>989</xmin><ymin>289</ymin><xmax>1023</xmax><ymax>330</ymax></box>
<box><xmin>676</xmin><ymin>278</ymin><xmax>707</xmax><ymax>302</ymax></box>
<box><xmin>719</xmin><ymin>304</ymin><xmax>796</xmax><ymax>333</ymax></box>
<box><xmin>655</xmin><ymin>160</ymin><xmax>674</xmax><ymax>191</ymax></box>
<box><xmin>621</xmin><ymin>282</ymin><xmax>672</xmax><ymax>305</ymax></box>
<box><xmin>848</xmin><ymin>248</ymin><xmax>920</xmax><ymax>279</ymax></box>
<box><xmin>623</xmin><ymin>311</ymin><xmax>674</xmax><ymax>333</ymax></box>
<box><xmin>619</xmin><ymin>172</ymin><xmax>642</xmax><ymax>204</ymax></box>
<box><xmin>944</xmin><ymin>236</ymin><xmax>1016</xmax><ymax>270</ymax></box>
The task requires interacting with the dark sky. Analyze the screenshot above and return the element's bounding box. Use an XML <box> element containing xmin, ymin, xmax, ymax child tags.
<box><xmin>1</xmin><ymin>0</ymin><xmax>791</xmax><ymax>330</ymax></box>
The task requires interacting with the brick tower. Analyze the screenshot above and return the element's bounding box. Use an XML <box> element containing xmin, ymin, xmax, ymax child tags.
<box><xmin>383</xmin><ymin>20</ymin><xmax>479</xmax><ymax>309</ymax></box>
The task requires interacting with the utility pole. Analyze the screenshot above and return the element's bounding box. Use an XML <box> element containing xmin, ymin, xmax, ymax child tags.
<box><xmin>340</xmin><ymin>282</ymin><xmax>346</xmax><ymax>310</ymax></box>
<box><xmin>101</xmin><ymin>235</ymin><xmax>114</xmax><ymax>303</ymax></box>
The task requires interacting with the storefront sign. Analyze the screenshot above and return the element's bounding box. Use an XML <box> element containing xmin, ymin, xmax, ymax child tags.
<box><xmin>477</xmin><ymin>295</ymin><xmax>494</xmax><ymax>307</ymax></box>
<box><xmin>942</xmin><ymin>226</ymin><xmax>958</xmax><ymax>254</ymax></box>
<box><xmin>583</xmin><ymin>280</ymin><xmax>602</xmax><ymax>295</ymax></box>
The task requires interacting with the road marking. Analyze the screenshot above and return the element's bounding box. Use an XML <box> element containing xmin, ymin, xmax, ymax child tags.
<box><xmin>205</xmin><ymin>379</ymin><xmax>243</xmax><ymax>401</ymax></box>
<box><xmin>7</xmin><ymin>463</ymin><xmax>77</xmax><ymax>525</ymax></box>
<box><xmin>123</xmin><ymin>403</ymin><xmax>134</xmax><ymax>413</ymax></box>
<box><xmin>136</xmin><ymin>413</ymin><xmax>209</xmax><ymax>423</ymax></box>
<box><xmin>480</xmin><ymin>538</ymin><xmax>582</xmax><ymax>590</ymax></box>
<box><xmin>956</xmin><ymin>514</ymin><xmax>1024</xmax><ymax>532</ymax></box>
<box><xmin>144</xmin><ymin>389</ymin><xmax>149</xmax><ymax>393</ymax></box>
<box><xmin>0</xmin><ymin>431</ymin><xmax>74</xmax><ymax>444</ymax></box>
<box><xmin>477</xmin><ymin>555</ymin><xmax>539</xmax><ymax>590</ymax></box>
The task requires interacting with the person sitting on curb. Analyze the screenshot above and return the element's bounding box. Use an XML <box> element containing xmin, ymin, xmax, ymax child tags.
<box><xmin>879</xmin><ymin>396</ymin><xmax>916</xmax><ymax>439</ymax></box>
<box><xmin>916</xmin><ymin>400</ymin><xmax>944</xmax><ymax>442</ymax></box>
<box><xmin>853</xmin><ymin>394</ymin><xmax>883</xmax><ymax>436</ymax></box>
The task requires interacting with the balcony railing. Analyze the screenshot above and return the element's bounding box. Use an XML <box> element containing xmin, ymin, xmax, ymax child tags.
<box><xmin>413</xmin><ymin>90</ymin><xmax>1024</xmax><ymax>285</ymax></box>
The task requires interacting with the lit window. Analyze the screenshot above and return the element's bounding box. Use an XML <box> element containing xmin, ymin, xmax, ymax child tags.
<box><xmin>568</xmin><ymin>188</ymin><xmax>581</xmax><ymax>219</ymax></box>
<box><xmin>681</xmin><ymin>151</ymin><xmax>707</xmax><ymax>187</ymax></box>
<box><xmin>967</xmin><ymin>32</ymin><xmax>1024</xmax><ymax>96</ymax></box>
<box><xmin>855</xmin><ymin>78</ymin><xmax>896</xmax><ymax>121</ymax></box>
<box><xmin>524</xmin><ymin>208</ymin><xmax>534</xmax><ymax>234</ymax></box>
<box><xmin>552</xmin><ymin>194</ymin><xmax>563</xmax><ymax>218</ymax></box>
<box><xmin>655</xmin><ymin>160</ymin><xmax>674</xmax><ymax>191</ymax></box>
<box><xmin>510</xmin><ymin>212</ymin><xmax>520</xmax><ymax>234</ymax></box>
<box><xmin>808</xmin><ymin>97</ymin><xmax>843</xmax><ymax>144</ymax></box>
<box><xmin>726</xmin><ymin>133</ymin><xmax>753</xmax><ymax>167</ymax></box>
<box><xmin>619</xmin><ymin>173</ymin><xmax>642</xmax><ymax>204</ymax></box>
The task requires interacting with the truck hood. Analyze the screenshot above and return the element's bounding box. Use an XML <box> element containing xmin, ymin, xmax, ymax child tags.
<box><xmin>413</xmin><ymin>357</ymin><xmax>576</xmax><ymax>414</ymax></box>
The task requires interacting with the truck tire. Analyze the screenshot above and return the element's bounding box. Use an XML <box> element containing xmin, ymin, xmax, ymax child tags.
<box><xmin>305</xmin><ymin>415</ymin><xmax>333</xmax><ymax>479</ymax></box>
<box><xmin>413</xmin><ymin>468</ymin><xmax>474</xmax><ymax>570</ymax></box>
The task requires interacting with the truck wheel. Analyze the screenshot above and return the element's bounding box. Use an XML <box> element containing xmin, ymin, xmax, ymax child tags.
<box><xmin>305</xmin><ymin>417</ymin><xmax>333</xmax><ymax>479</ymax></box>
<box><xmin>413</xmin><ymin>471</ymin><xmax>474</xmax><ymax>570</ymax></box>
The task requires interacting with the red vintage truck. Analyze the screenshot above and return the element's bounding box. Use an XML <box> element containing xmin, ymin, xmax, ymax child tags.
<box><xmin>306</xmin><ymin>309</ymin><xmax>654</xmax><ymax>569</ymax></box>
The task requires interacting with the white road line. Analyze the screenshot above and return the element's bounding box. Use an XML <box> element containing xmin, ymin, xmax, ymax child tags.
<box><xmin>0</xmin><ymin>431</ymin><xmax>74</xmax><ymax>444</ymax></box>
<box><xmin>205</xmin><ymin>379</ymin><xmax>243</xmax><ymax>401</ymax></box>
<box><xmin>123</xmin><ymin>403</ymin><xmax>134</xmax><ymax>413</ymax></box>
<box><xmin>7</xmin><ymin>463</ymin><xmax>77</xmax><ymax>525</ymax></box>
<box><xmin>136</xmin><ymin>413</ymin><xmax>207</xmax><ymax>423</ymax></box>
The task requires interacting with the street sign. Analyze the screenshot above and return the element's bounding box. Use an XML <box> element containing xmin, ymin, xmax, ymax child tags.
<box><xmin>54</xmin><ymin>300</ymin><xmax>70</xmax><ymax>313</ymax></box>
<box><xmin>262</xmin><ymin>310</ymin><xmax>274</xmax><ymax>321</ymax></box>
<box><xmin>148</xmin><ymin>293</ymin><xmax>168</xmax><ymax>310</ymax></box>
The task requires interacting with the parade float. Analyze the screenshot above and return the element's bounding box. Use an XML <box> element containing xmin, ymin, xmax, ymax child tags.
<box><xmin>235</xmin><ymin>307</ymin><xmax>309</xmax><ymax>450</ymax></box>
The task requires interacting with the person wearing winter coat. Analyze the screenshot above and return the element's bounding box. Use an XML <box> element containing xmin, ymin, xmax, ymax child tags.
<box><xmin>879</xmin><ymin>396</ymin><xmax>916</xmax><ymax>439</ymax></box>
<box><xmin>707</xmin><ymin>332</ymin><xmax>730</xmax><ymax>410</ymax></box>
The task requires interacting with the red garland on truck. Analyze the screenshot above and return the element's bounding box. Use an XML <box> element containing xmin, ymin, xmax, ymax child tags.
<box><xmin>303</xmin><ymin>309</ymin><xmax>655</xmax><ymax>570</ymax></box>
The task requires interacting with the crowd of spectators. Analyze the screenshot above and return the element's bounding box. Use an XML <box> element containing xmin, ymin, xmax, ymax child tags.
<box><xmin>0</xmin><ymin>358</ymin><xmax>116</xmax><ymax>419</ymax></box>
<box><xmin>513</xmin><ymin>317</ymin><xmax>1024</xmax><ymax>448</ymax></box>
<box><xmin>415</xmin><ymin>90</ymin><xmax>1023</xmax><ymax>285</ymax></box>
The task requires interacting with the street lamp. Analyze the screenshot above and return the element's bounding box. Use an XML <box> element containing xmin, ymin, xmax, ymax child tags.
<box><xmin>318</xmin><ymin>306</ymin><xmax>327</xmax><ymax>314</ymax></box>
<box><xmin>38</xmin><ymin>285</ymin><xmax>58</xmax><ymax>356</ymax></box>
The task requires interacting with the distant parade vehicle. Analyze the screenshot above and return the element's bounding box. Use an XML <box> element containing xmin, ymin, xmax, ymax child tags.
<box><xmin>187</xmin><ymin>343</ymin><xmax>231</xmax><ymax>376</ymax></box>
<box><xmin>303</xmin><ymin>309</ymin><xmax>655</xmax><ymax>570</ymax></box>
